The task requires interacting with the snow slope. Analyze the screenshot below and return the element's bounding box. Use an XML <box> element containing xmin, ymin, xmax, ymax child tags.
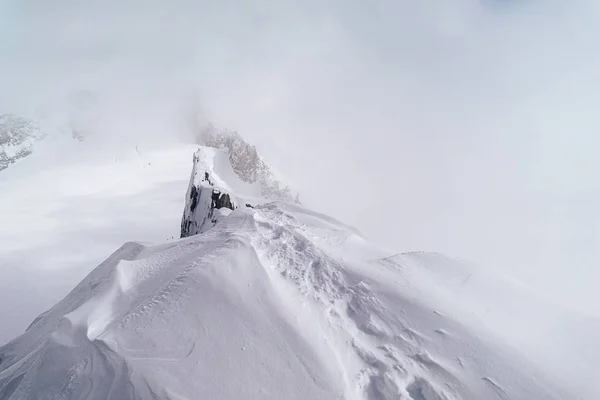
<box><xmin>1</xmin><ymin>145</ymin><xmax>597</xmax><ymax>399</ymax></box>
<box><xmin>0</xmin><ymin>135</ymin><xmax>199</xmax><ymax>343</ymax></box>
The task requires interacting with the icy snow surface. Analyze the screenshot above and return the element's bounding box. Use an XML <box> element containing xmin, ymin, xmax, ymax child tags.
<box><xmin>0</xmin><ymin>140</ymin><xmax>599</xmax><ymax>399</ymax></box>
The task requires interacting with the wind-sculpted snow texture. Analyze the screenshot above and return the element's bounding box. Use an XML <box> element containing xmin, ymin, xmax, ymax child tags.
<box><xmin>0</xmin><ymin>146</ymin><xmax>595</xmax><ymax>399</ymax></box>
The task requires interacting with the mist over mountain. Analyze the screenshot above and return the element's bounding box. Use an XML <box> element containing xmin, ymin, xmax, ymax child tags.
<box><xmin>2</xmin><ymin>1</ymin><xmax>598</xmax><ymax>312</ymax></box>
<box><xmin>0</xmin><ymin>1</ymin><xmax>599</xmax><ymax>399</ymax></box>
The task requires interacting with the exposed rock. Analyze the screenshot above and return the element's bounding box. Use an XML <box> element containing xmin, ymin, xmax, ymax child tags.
<box><xmin>180</xmin><ymin>152</ymin><xmax>237</xmax><ymax>238</ymax></box>
<box><xmin>0</xmin><ymin>115</ymin><xmax>43</xmax><ymax>171</ymax></box>
<box><xmin>196</xmin><ymin>125</ymin><xmax>298</xmax><ymax>202</ymax></box>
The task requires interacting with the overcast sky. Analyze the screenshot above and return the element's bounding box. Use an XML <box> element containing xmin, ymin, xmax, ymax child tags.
<box><xmin>1</xmin><ymin>0</ymin><xmax>599</xmax><ymax>314</ymax></box>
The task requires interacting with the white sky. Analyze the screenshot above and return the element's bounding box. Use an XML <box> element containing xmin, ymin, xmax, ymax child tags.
<box><xmin>1</xmin><ymin>0</ymin><xmax>599</xmax><ymax>314</ymax></box>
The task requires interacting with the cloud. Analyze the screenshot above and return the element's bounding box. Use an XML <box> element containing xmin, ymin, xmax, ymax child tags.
<box><xmin>1</xmin><ymin>0</ymin><xmax>599</xmax><ymax>314</ymax></box>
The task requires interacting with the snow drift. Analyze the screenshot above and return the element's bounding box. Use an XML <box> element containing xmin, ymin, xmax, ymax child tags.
<box><xmin>0</xmin><ymin>145</ymin><xmax>597</xmax><ymax>400</ymax></box>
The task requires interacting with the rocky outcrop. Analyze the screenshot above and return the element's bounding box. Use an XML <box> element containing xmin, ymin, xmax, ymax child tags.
<box><xmin>0</xmin><ymin>115</ymin><xmax>43</xmax><ymax>171</ymax></box>
<box><xmin>180</xmin><ymin>152</ymin><xmax>237</xmax><ymax>238</ymax></box>
<box><xmin>182</xmin><ymin>126</ymin><xmax>303</xmax><ymax>237</ymax></box>
<box><xmin>196</xmin><ymin>125</ymin><xmax>298</xmax><ymax>202</ymax></box>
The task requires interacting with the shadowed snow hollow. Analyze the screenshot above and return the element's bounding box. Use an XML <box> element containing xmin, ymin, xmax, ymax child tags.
<box><xmin>0</xmin><ymin>146</ymin><xmax>597</xmax><ymax>400</ymax></box>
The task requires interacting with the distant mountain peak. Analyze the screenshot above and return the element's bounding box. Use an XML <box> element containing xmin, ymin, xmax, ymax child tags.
<box><xmin>196</xmin><ymin>124</ymin><xmax>297</xmax><ymax>202</ymax></box>
<box><xmin>0</xmin><ymin>114</ymin><xmax>45</xmax><ymax>171</ymax></box>
<box><xmin>180</xmin><ymin>151</ymin><xmax>238</xmax><ymax>238</ymax></box>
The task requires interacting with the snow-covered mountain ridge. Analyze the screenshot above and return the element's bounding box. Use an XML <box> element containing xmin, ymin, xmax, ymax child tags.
<box><xmin>197</xmin><ymin>125</ymin><xmax>298</xmax><ymax>202</ymax></box>
<box><xmin>0</xmin><ymin>145</ymin><xmax>597</xmax><ymax>399</ymax></box>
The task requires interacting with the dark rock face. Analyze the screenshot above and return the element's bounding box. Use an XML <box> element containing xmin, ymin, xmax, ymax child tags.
<box><xmin>189</xmin><ymin>186</ymin><xmax>199</xmax><ymax>213</ymax></box>
<box><xmin>196</xmin><ymin>125</ymin><xmax>296</xmax><ymax>201</ymax></box>
<box><xmin>180</xmin><ymin>219</ymin><xmax>194</xmax><ymax>239</ymax></box>
<box><xmin>0</xmin><ymin>115</ymin><xmax>42</xmax><ymax>171</ymax></box>
<box><xmin>180</xmin><ymin>161</ymin><xmax>236</xmax><ymax>238</ymax></box>
<box><xmin>204</xmin><ymin>172</ymin><xmax>213</xmax><ymax>185</ymax></box>
<box><xmin>211</xmin><ymin>190</ymin><xmax>234</xmax><ymax>210</ymax></box>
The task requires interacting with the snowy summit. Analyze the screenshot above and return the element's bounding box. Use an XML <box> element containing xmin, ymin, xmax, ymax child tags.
<box><xmin>0</xmin><ymin>136</ymin><xmax>596</xmax><ymax>400</ymax></box>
